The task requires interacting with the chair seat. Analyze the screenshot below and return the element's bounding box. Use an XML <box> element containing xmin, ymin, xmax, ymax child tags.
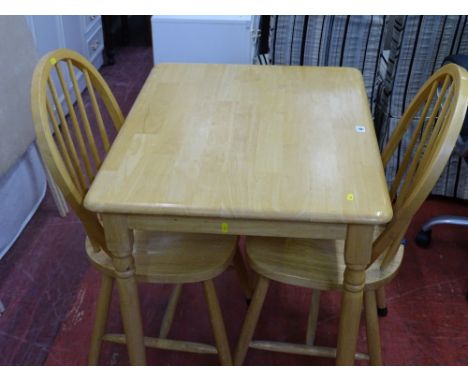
<box><xmin>86</xmin><ymin>232</ymin><xmax>237</xmax><ymax>283</ymax></box>
<box><xmin>246</xmin><ymin>237</ymin><xmax>404</xmax><ymax>291</ymax></box>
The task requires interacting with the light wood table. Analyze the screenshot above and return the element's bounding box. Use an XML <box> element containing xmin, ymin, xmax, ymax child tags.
<box><xmin>84</xmin><ymin>63</ymin><xmax>393</xmax><ymax>365</ymax></box>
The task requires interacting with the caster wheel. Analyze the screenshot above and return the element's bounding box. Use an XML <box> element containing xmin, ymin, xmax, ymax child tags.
<box><xmin>415</xmin><ymin>229</ymin><xmax>432</xmax><ymax>248</ymax></box>
<box><xmin>377</xmin><ymin>307</ymin><xmax>388</xmax><ymax>317</ymax></box>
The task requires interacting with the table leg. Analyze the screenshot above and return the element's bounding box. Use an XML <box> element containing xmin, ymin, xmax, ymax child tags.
<box><xmin>102</xmin><ymin>214</ymin><xmax>146</xmax><ymax>365</ymax></box>
<box><xmin>336</xmin><ymin>224</ymin><xmax>374</xmax><ymax>365</ymax></box>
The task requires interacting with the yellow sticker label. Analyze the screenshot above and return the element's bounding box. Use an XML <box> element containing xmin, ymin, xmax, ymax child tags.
<box><xmin>221</xmin><ymin>222</ymin><xmax>229</xmax><ymax>233</ymax></box>
<box><xmin>346</xmin><ymin>193</ymin><xmax>354</xmax><ymax>201</ymax></box>
<box><xmin>50</xmin><ymin>57</ymin><xmax>57</xmax><ymax>65</ymax></box>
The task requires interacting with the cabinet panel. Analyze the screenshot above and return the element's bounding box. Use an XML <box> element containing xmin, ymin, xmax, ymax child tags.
<box><xmin>86</xmin><ymin>26</ymin><xmax>104</xmax><ymax>62</ymax></box>
<box><xmin>84</xmin><ymin>15</ymin><xmax>101</xmax><ymax>34</ymax></box>
<box><xmin>26</xmin><ymin>16</ymin><xmax>62</xmax><ymax>56</ymax></box>
<box><xmin>62</xmin><ymin>16</ymin><xmax>86</xmax><ymax>56</ymax></box>
<box><xmin>25</xmin><ymin>16</ymin><xmax>104</xmax><ymax>112</ymax></box>
<box><xmin>25</xmin><ymin>15</ymin><xmax>103</xmax><ymax>66</ymax></box>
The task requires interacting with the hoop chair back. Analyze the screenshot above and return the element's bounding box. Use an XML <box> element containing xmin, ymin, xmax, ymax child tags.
<box><xmin>372</xmin><ymin>63</ymin><xmax>468</xmax><ymax>268</ymax></box>
<box><xmin>31</xmin><ymin>48</ymin><xmax>125</xmax><ymax>251</ymax></box>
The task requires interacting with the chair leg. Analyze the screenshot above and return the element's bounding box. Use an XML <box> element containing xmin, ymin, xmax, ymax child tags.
<box><xmin>364</xmin><ymin>290</ymin><xmax>383</xmax><ymax>365</ymax></box>
<box><xmin>159</xmin><ymin>284</ymin><xmax>183</xmax><ymax>339</ymax></box>
<box><xmin>376</xmin><ymin>287</ymin><xmax>388</xmax><ymax>317</ymax></box>
<box><xmin>306</xmin><ymin>289</ymin><xmax>321</xmax><ymax>345</ymax></box>
<box><xmin>232</xmin><ymin>237</ymin><xmax>253</xmax><ymax>302</ymax></box>
<box><xmin>203</xmin><ymin>279</ymin><xmax>233</xmax><ymax>365</ymax></box>
<box><xmin>116</xmin><ymin>277</ymin><xmax>147</xmax><ymax>365</ymax></box>
<box><xmin>234</xmin><ymin>275</ymin><xmax>270</xmax><ymax>366</ymax></box>
<box><xmin>88</xmin><ymin>274</ymin><xmax>114</xmax><ymax>365</ymax></box>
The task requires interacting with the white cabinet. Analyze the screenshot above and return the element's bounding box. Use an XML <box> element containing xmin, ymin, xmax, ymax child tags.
<box><xmin>25</xmin><ymin>15</ymin><xmax>104</xmax><ymax>68</ymax></box>
<box><xmin>25</xmin><ymin>16</ymin><xmax>104</xmax><ymax>111</ymax></box>
<box><xmin>151</xmin><ymin>15</ymin><xmax>260</xmax><ymax>65</ymax></box>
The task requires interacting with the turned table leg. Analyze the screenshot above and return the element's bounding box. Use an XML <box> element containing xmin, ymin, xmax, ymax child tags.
<box><xmin>336</xmin><ymin>224</ymin><xmax>374</xmax><ymax>365</ymax></box>
<box><xmin>102</xmin><ymin>214</ymin><xmax>146</xmax><ymax>365</ymax></box>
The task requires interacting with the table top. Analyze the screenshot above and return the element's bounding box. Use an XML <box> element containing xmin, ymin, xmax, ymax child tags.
<box><xmin>84</xmin><ymin>63</ymin><xmax>392</xmax><ymax>224</ymax></box>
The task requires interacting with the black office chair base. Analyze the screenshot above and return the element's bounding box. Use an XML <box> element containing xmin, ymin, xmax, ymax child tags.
<box><xmin>416</xmin><ymin>215</ymin><xmax>468</xmax><ymax>248</ymax></box>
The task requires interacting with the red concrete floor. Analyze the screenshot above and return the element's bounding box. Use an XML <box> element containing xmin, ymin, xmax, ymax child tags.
<box><xmin>0</xmin><ymin>45</ymin><xmax>467</xmax><ymax>366</ymax></box>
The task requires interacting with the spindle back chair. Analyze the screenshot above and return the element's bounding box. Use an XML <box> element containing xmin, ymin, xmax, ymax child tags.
<box><xmin>234</xmin><ymin>63</ymin><xmax>468</xmax><ymax>365</ymax></box>
<box><xmin>31</xmin><ymin>49</ymin><xmax>237</xmax><ymax>365</ymax></box>
<box><xmin>373</xmin><ymin>62</ymin><xmax>468</xmax><ymax>313</ymax></box>
<box><xmin>372</xmin><ymin>63</ymin><xmax>468</xmax><ymax>269</ymax></box>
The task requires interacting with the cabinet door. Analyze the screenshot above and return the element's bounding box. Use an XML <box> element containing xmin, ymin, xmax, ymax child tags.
<box><xmin>25</xmin><ymin>16</ymin><xmax>65</xmax><ymax>109</ymax></box>
<box><xmin>25</xmin><ymin>15</ymin><xmax>62</xmax><ymax>56</ymax></box>
<box><xmin>62</xmin><ymin>16</ymin><xmax>86</xmax><ymax>56</ymax></box>
<box><xmin>25</xmin><ymin>16</ymin><xmax>82</xmax><ymax>115</ymax></box>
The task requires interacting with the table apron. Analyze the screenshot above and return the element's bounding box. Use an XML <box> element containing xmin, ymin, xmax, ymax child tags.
<box><xmin>126</xmin><ymin>214</ymin><xmax>348</xmax><ymax>240</ymax></box>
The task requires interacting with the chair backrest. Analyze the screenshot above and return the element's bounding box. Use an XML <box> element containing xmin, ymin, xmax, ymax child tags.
<box><xmin>31</xmin><ymin>48</ymin><xmax>124</xmax><ymax>251</ymax></box>
<box><xmin>371</xmin><ymin>63</ymin><xmax>468</xmax><ymax>268</ymax></box>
